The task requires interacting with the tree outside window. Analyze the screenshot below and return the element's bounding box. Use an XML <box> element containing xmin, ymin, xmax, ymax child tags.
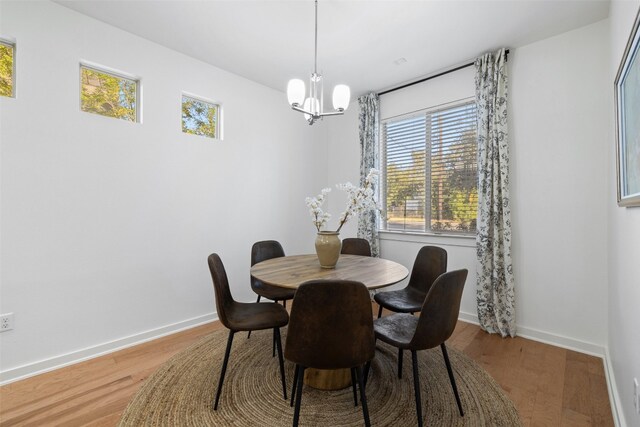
<box><xmin>0</xmin><ymin>41</ymin><xmax>15</xmax><ymax>98</ymax></box>
<box><xmin>80</xmin><ymin>65</ymin><xmax>137</xmax><ymax>122</ymax></box>
<box><xmin>383</xmin><ymin>101</ymin><xmax>478</xmax><ymax>234</ymax></box>
<box><xmin>181</xmin><ymin>95</ymin><xmax>219</xmax><ymax>139</ymax></box>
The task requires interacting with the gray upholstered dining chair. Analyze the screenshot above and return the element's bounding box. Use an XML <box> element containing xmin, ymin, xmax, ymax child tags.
<box><xmin>285</xmin><ymin>280</ymin><xmax>375</xmax><ymax>427</ymax></box>
<box><xmin>374</xmin><ymin>245</ymin><xmax>447</xmax><ymax>318</ymax></box>
<box><xmin>340</xmin><ymin>237</ymin><xmax>372</xmax><ymax>257</ymax></box>
<box><xmin>207</xmin><ymin>253</ymin><xmax>289</xmax><ymax>410</ymax></box>
<box><xmin>373</xmin><ymin>269</ymin><xmax>468</xmax><ymax>427</ymax></box>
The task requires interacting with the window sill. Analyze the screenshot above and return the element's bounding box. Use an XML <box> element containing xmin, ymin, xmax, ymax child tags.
<box><xmin>378</xmin><ymin>230</ymin><xmax>476</xmax><ymax>248</ymax></box>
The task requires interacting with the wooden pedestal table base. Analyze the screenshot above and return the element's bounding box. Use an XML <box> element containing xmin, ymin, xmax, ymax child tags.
<box><xmin>250</xmin><ymin>254</ymin><xmax>409</xmax><ymax>392</ymax></box>
<box><xmin>304</xmin><ymin>368</ymin><xmax>351</xmax><ymax>390</ymax></box>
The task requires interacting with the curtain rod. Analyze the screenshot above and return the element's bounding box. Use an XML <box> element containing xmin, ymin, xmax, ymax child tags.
<box><xmin>378</xmin><ymin>49</ymin><xmax>510</xmax><ymax>96</ymax></box>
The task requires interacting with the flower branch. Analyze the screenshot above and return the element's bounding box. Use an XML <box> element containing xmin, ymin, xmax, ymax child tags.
<box><xmin>306</xmin><ymin>169</ymin><xmax>379</xmax><ymax>233</ymax></box>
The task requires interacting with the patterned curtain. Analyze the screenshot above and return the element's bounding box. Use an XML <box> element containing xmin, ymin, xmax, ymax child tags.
<box><xmin>475</xmin><ymin>48</ymin><xmax>516</xmax><ymax>337</ymax></box>
<box><xmin>357</xmin><ymin>93</ymin><xmax>380</xmax><ymax>257</ymax></box>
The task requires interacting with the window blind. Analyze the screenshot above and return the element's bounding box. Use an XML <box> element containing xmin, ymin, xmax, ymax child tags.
<box><xmin>382</xmin><ymin>100</ymin><xmax>478</xmax><ymax>234</ymax></box>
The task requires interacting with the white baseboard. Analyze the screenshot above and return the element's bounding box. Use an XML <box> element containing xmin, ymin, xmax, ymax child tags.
<box><xmin>458</xmin><ymin>311</ymin><xmax>482</xmax><ymax>326</ymax></box>
<box><xmin>458</xmin><ymin>311</ymin><xmax>605</xmax><ymax>357</ymax></box>
<box><xmin>516</xmin><ymin>325</ymin><xmax>605</xmax><ymax>357</ymax></box>
<box><xmin>603</xmin><ymin>347</ymin><xmax>627</xmax><ymax>427</ymax></box>
<box><xmin>0</xmin><ymin>312</ymin><xmax>218</xmax><ymax>386</ymax></box>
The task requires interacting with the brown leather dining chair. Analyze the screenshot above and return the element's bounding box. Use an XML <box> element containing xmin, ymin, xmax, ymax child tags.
<box><xmin>341</xmin><ymin>237</ymin><xmax>372</xmax><ymax>257</ymax></box>
<box><xmin>374</xmin><ymin>245</ymin><xmax>447</xmax><ymax>318</ymax></box>
<box><xmin>248</xmin><ymin>240</ymin><xmax>295</xmax><ymax>340</ymax></box>
<box><xmin>373</xmin><ymin>269</ymin><xmax>468</xmax><ymax>427</ymax></box>
<box><xmin>285</xmin><ymin>280</ymin><xmax>375</xmax><ymax>427</ymax></box>
<box><xmin>374</xmin><ymin>246</ymin><xmax>447</xmax><ymax>380</ymax></box>
<box><xmin>207</xmin><ymin>253</ymin><xmax>289</xmax><ymax>410</ymax></box>
<box><xmin>250</xmin><ymin>240</ymin><xmax>295</xmax><ymax>307</ymax></box>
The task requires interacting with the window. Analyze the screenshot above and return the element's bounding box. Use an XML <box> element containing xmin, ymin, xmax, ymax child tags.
<box><xmin>0</xmin><ymin>40</ymin><xmax>15</xmax><ymax>98</ymax></box>
<box><xmin>80</xmin><ymin>65</ymin><xmax>138</xmax><ymax>122</ymax></box>
<box><xmin>382</xmin><ymin>100</ymin><xmax>478</xmax><ymax>234</ymax></box>
<box><xmin>181</xmin><ymin>94</ymin><xmax>220</xmax><ymax>139</ymax></box>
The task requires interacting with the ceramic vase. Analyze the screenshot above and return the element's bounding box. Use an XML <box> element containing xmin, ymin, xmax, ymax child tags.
<box><xmin>315</xmin><ymin>231</ymin><xmax>341</xmax><ymax>269</ymax></box>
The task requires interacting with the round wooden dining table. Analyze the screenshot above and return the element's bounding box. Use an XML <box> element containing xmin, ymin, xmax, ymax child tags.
<box><xmin>250</xmin><ymin>254</ymin><xmax>409</xmax><ymax>390</ymax></box>
<box><xmin>250</xmin><ymin>254</ymin><xmax>408</xmax><ymax>290</ymax></box>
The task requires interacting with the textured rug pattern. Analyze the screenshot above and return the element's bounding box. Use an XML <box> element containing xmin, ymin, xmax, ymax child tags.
<box><xmin>119</xmin><ymin>328</ymin><xmax>521</xmax><ymax>426</ymax></box>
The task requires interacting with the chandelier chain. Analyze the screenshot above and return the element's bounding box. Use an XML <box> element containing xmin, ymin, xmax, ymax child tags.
<box><xmin>314</xmin><ymin>0</ymin><xmax>318</xmax><ymax>74</ymax></box>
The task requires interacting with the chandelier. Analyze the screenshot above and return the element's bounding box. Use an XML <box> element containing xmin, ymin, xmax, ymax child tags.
<box><xmin>286</xmin><ymin>0</ymin><xmax>351</xmax><ymax>125</ymax></box>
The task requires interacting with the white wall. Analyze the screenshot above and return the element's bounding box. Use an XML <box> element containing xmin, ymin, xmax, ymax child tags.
<box><xmin>608</xmin><ymin>1</ymin><xmax>640</xmax><ymax>425</ymax></box>
<box><xmin>326</xmin><ymin>105</ymin><xmax>360</xmax><ymax>237</ymax></box>
<box><xmin>380</xmin><ymin>66</ymin><xmax>475</xmax><ymax>119</ymax></box>
<box><xmin>327</xmin><ymin>19</ymin><xmax>611</xmax><ymax>354</ymax></box>
<box><xmin>0</xmin><ymin>1</ymin><xmax>325</xmax><ymax>381</ymax></box>
<box><xmin>509</xmin><ymin>19</ymin><xmax>610</xmax><ymax>350</ymax></box>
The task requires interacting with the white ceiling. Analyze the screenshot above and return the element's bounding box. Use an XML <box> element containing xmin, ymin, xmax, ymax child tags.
<box><xmin>55</xmin><ymin>0</ymin><xmax>609</xmax><ymax>97</ymax></box>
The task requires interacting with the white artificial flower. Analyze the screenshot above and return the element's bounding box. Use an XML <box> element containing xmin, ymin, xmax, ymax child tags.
<box><xmin>305</xmin><ymin>169</ymin><xmax>379</xmax><ymax>233</ymax></box>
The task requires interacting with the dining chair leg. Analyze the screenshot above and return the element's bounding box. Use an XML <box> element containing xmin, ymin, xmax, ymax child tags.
<box><xmin>398</xmin><ymin>348</ymin><xmax>403</xmax><ymax>379</ymax></box>
<box><xmin>274</xmin><ymin>327</ymin><xmax>287</xmax><ymax>400</ymax></box>
<box><xmin>364</xmin><ymin>360</ymin><xmax>372</xmax><ymax>386</ymax></box>
<box><xmin>355</xmin><ymin>366</ymin><xmax>371</xmax><ymax>427</ymax></box>
<box><xmin>350</xmin><ymin>368</ymin><xmax>358</xmax><ymax>406</ymax></box>
<box><xmin>214</xmin><ymin>330</ymin><xmax>235</xmax><ymax>410</ymax></box>
<box><xmin>364</xmin><ymin>337</ymin><xmax>375</xmax><ymax>386</ymax></box>
<box><xmin>441</xmin><ymin>343</ymin><xmax>464</xmax><ymax>416</ymax></box>
<box><xmin>292</xmin><ymin>365</ymin><xmax>306</xmax><ymax>427</ymax></box>
<box><xmin>272</xmin><ymin>328</ymin><xmax>276</xmax><ymax>357</ymax></box>
<box><xmin>411</xmin><ymin>350</ymin><xmax>423</xmax><ymax>427</ymax></box>
<box><xmin>247</xmin><ymin>296</ymin><xmax>262</xmax><ymax>339</ymax></box>
<box><xmin>377</xmin><ymin>304</ymin><xmax>383</xmax><ymax>319</ymax></box>
<box><xmin>283</xmin><ymin>300</ymin><xmax>287</xmax><ymax>309</ymax></box>
<box><xmin>290</xmin><ymin>364</ymin><xmax>299</xmax><ymax>407</ymax></box>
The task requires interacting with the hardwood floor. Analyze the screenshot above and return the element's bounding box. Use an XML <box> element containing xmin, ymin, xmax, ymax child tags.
<box><xmin>0</xmin><ymin>310</ymin><xmax>613</xmax><ymax>426</ymax></box>
<box><xmin>448</xmin><ymin>321</ymin><xmax>613</xmax><ymax>426</ymax></box>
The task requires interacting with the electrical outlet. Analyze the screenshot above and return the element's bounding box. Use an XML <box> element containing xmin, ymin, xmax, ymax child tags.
<box><xmin>0</xmin><ymin>313</ymin><xmax>14</xmax><ymax>332</ymax></box>
<box><xmin>634</xmin><ymin>377</ymin><xmax>639</xmax><ymax>415</ymax></box>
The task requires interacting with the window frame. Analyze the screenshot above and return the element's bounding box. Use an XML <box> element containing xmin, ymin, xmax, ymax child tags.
<box><xmin>380</xmin><ymin>97</ymin><xmax>478</xmax><ymax>237</ymax></box>
<box><xmin>79</xmin><ymin>62</ymin><xmax>141</xmax><ymax>123</ymax></box>
<box><xmin>0</xmin><ymin>39</ymin><xmax>16</xmax><ymax>98</ymax></box>
<box><xmin>180</xmin><ymin>92</ymin><xmax>222</xmax><ymax>140</ymax></box>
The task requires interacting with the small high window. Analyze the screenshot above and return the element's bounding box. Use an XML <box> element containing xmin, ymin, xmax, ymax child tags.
<box><xmin>80</xmin><ymin>64</ymin><xmax>138</xmax><ymax>122</ymax></box>
<box><xmin>0</xmin><ymin>40</ymin><xmax>15</xmax><ymax>98</ymax></box>
<box><xmin>181</xmin><ymin>94</ymin><xmax>220</xmax><ymax>139</ymax></box>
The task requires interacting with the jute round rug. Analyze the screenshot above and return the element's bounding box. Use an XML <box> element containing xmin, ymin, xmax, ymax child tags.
<box><xmin>119</xmin><ymin>328</ymin><xmax>521</xmax><ymax>426</ymax></box>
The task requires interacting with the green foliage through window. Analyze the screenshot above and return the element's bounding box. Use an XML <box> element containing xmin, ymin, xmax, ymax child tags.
<box><xmin>80</xmin><ymin>66</ymin><xmax>137</xmax><ymax>122</ymax></box>
<box><xmin>182</xmin><ymin>95</ymin><xmax>219</xmax><ymax>139</ymax></box>
<box><xmin>0</xmin><ymin>41</ymin><xmax>15</xmax><ymax>98</ymax></box>
<box><xmin>383</xmin><ymin>101</ymin><xmax>478</xmax><ymax>234</ymax></box>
